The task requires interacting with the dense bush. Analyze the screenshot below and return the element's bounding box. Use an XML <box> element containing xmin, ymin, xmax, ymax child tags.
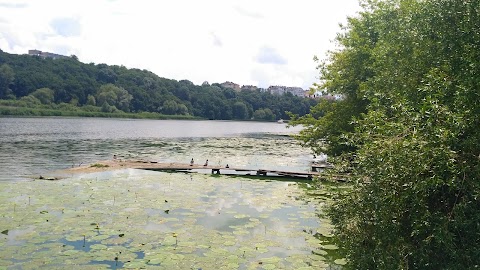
<box><xmin>291</xmin><ymin>0</ymin><xmax>480</xmax><ymax>268</ymax></box>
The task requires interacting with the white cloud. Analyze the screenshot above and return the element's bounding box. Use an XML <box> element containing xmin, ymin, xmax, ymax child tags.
<box><xmin>210</xmin><ymin>32</ymin><xmax>223</xmax><ymax>47</ymax></box>
<box><xmin>50</xmin><ymin>17</ymin><xmax>82</xmax><ymax>37</ymax></box>
<box><xmin>255</xmin><ymin>46</ymin><xmax>288</xmax><ymax>65</ymax></box>
<box><xmin>0</xmin><ymin>2</ymin><xmax>28</xmax><ymax>8</ymax></box>
<box><xmin>0</xmin><ymin>0</ymin><xmax>361</xmax><ymax>89</ymax></box>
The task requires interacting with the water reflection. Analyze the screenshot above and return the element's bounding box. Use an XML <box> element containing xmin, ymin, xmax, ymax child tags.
<box><xmin>0</xmin><ymin>118</ymin><xmax>309</xmax><ymax>181</ymax></box>
<box><xmin>0</xmin><ymin>165</ymin><xmax>342</xmax><ymax>269</ymax></box>
<box><xmin>0</xmin><ymin>118</ymin><xmax>347</xmax><ymax>268</ymax></box>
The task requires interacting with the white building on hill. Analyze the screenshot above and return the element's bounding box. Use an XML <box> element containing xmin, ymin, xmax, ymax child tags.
<box><xmin>267</xmin><ymin>85</ymin><xmax>305</xmax><ymax>97</ymax></box>
<box><xmin>28</xmin><ymin>50</ymin><xmax>68</xmax><ymax>60</ymax></box>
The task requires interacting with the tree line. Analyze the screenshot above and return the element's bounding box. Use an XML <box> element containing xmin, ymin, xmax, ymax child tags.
<box><xmin>291</xmin><ymin>0</ymin><xmax>479</xmax><ymax>268</ymax></box>
<box><xmin>0</xmin><ymin>50</ymin><xmax>317</xmax><ymax>120</ymax></box>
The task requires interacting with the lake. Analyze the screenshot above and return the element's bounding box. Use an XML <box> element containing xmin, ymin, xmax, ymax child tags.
<box><xmin>0</xmin><ymin>117</ymin><xmax>345</xmax><ymax>269</ymax></box>
<box><xmin>0</xmin><ymin>117</ymin><xmax>310</xmax><ymax>182</ymax></box>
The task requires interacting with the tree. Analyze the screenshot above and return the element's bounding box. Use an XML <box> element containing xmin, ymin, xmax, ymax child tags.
<box><xmin>86</xmin><ymin>94</ymin><xmax>96</xmax><ymax>106</ymax></box>
<box><xmin>289</xmin><ymin>4</ymin><xmax>373</xmax><ymax>156</ymax></box>
<box><xmin>262</xmin><ymin>108</ymin><xmax>275</xmax><ymax>121</ymax></box>
<box><xmin>0</xmin><ymin>64</ymin><xmax>14</xmax><ymax>98</ymax></box>
<box><xmin>292</xmin><ymin>0</ymin><xmax>480</xmax><ymax>268</ymax></box>
<box><xmin>158</xmin><ymin>100</ymin><xmax>189</xmax><ymax>115</ymax></box>
<box><xmin>0</xmin><ymin>50</ymin><xmax>318</xmax><ymax>120</ymax></box>
<box><xmin>161</xmin><ymin>100</ymin><xmax>178</xmax><ymax>115</ymax></box>
<box><xmin>253</xmin><ymin>108</ymin><xmax>275</xmax><ymax>121</ymax></box>
<box><xmin>177</xmin><ymin>103</ymin><xmax>189</xmax><ymax>115</ymax></box>
<box><xmin>19</xmin><ymin>95</ymin><xmax>40</xmax><ymax>106</ymax></box>
<box><xmin>30</xmin><ymin>88</ymin><xmax>54</xmax><ymax>104</ymax></box>
<box><xmin>97</xmin><ymin>67</ymin><xmax>117</xmax><ymax>84</ymax></box>
<box><xmin>96</xmin><ymin>89</ymin><xmax>116</xmax><ymax>108</ymax></box>
<box><xmin>101</xmin><ymin>102</ymin><xmax>118</xmax><ymax>113</ymax></box>
<box><xmin>253</xmin><ymin>109</ymin><xmax>266</xmax><ymax>120</ymax></box>
<box><xmin>96</xmin><ymin>83</ymin><xmax>133</xmax><ymax>112</ymax></box>
<box><xmin>232</xmin><ymin>101</ymin><xmax>248</xmax><ymax>120</ymax></box>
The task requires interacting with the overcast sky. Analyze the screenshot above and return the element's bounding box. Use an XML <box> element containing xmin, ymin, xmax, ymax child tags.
<box><xmin>0</xmin><ymin>0</ymin><xmax>361</xmax><ymax>89</ymax></box>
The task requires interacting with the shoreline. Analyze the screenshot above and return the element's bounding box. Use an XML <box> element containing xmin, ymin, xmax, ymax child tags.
<box><xmin>0</xmin><ymin>106</ymin><xmax>288</xmax><ymax>123</ymax></box>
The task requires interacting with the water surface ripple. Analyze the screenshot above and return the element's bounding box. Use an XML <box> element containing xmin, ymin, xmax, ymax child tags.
<box><xmin>0</xmin><ymin>117</ymin><xmax>309</xmax><ymax>181</ymax></box>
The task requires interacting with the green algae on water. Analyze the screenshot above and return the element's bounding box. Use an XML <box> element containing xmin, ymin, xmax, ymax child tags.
<box><xmin>0</xmin><ymin>169</ymin><xmax>343</xmax><ymax>269</ymax></box>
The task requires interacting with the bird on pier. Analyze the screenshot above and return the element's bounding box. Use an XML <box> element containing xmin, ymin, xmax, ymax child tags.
<box><xmin>190</xmin><ymin>158</ymin><xmax>194</xmax><ymax>166</ymax></box>
<box><xmin>226</xmin><ymin>164</ymin><xmax>229</xmax><ymax>168</ymax></box>
<box><xmin>203</xmin><ymin>159</ymin><xmax>208</xmax><ymax>166</ymax></box>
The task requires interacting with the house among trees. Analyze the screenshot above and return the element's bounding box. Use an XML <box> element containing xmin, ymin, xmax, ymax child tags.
<box><xmin>27</xmin><ymin>50</ymin><xmax>68</xmax><ymax>60</ymax></box>
<box><xmin>267</xmin><ymin>85</ymin><xmax>305</xmax><ymax>97</ymax></box>
<box><xmin>220</xmin><ymin>81</ymin><xmax>241</xmax><ymax>91</ymax></box>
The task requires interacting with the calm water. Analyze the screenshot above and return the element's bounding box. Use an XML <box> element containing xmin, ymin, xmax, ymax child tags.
<box><xmin>0</xmin><ymin>117</ymin><xmax>345</xmax><ymax>269</ymax></box>
<box><xmin>0</xmin><ymin>117</ymin><xmax>309</xmax><ymax>181</ymax></box>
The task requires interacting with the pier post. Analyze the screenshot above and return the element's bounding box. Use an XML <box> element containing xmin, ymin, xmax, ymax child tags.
<box><xmin>256</xmin><ymin>170</ymin><xmax>267</xmax><ymax>176</ymax></box>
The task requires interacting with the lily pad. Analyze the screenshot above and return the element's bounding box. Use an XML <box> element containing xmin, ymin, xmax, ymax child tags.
<box><xmin>123</xmin><ymin>260</ymin><xmax>148</xmax><ymax>269</ymax></box>
<box><xmin>322</xmin><ymin>244</ymin><xmax>339</xmax><ymax>250</ymax></box>
<box><xmin>62</xmin><ymin>250</ymin><xmax>80</xmax><ymax>256</ymax></box>
<box><xmin>0</xmin><ymin>164</ymin><xmax>342</xmax><ymax>269</ymax></box>
<box><xmin>262</xmin><ymin>263</ymin><xmax>277</xmax><ymax>269</ymax></box>
<box><xmin>334</xmin><ymin>258</ymin><xmax>347</xmax><ymax>265</ymax></box>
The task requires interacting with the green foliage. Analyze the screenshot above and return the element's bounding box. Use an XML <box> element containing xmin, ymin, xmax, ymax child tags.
<box><xmin>86</xmin><ymin>94</ymin><xmax>96</xmax><ymax>106</ymax></box>
<box><xmin>0</xmin><ymin>63</ymin><xmax>14</xmax><ymax>98</ymax></box>
<box><xmin>0</xmin><ymin>103</ymin><xmax>195</xmax><ymax>119</ymax></box>
<box><xmin>30</xmin><ymin>88</ymin><xmax>55</xmax><ymax>104</ymax></box>
<box><xmin>293</xmin><ymin>0</ymin><xmax>480</xmax><ymax>268</ymax></box>
<box><xmin>290</xmin><ymin>98</ymin><xmax>362</xmax><ymax>156</ymax></box>
<box><xmin>0</xmin><ymin>50</ymin><xmax>318</xmax><ymax>120</ymax></box>
<box><xmin>233</xmin><ymin>101</ymin><xmax>248</xmax><ymax>120</ymax></box>
<box><xmin>289</xmin><ymin>3</ymin><xmax>372</xmax><ymax>156</ymax></box>
<box><xmin>96</xmin><ymin>83</ymin><xmax>133</xmax><ymax>112</ymax></box>
<box><xmin>100</xmin><ymin>102</ymin><xmax>119</xmax><ymax>113</ymax></box>
<box><xmin>253</xmin><ymin>108</ymin><xmax>275</xmax><ymax>121</ymax></box>
<box><xmin>19</xmin><ymin>95</ymin><xmax>41</xmax><ymax>106</ymax></box>
<box><xmin>161</xmin><ymin>100</ymin><xmax>188</xmax><ymax>115</ymax></box>
<box><xmin>90</xmin><ymin>163</ymin><xmax>109</xmax><ymax>168</ymax></box>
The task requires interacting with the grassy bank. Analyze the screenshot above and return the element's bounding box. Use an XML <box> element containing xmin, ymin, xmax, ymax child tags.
<box><xmin>0</xmin><ymin>105</ymin><xmax>198</xmax><ymax>120</ymax></box>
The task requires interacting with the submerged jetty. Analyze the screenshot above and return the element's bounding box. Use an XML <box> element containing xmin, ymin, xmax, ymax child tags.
<box><xmin>63</xmin><ymin>159</ymin><xmax>342</xmax><ymax>181</ymax></box>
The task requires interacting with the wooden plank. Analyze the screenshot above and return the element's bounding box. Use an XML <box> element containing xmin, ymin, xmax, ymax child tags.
<box><xmin>62</xmin><ymin>159</ymin><xmax>346</xmax><ymax>182</ymax></box>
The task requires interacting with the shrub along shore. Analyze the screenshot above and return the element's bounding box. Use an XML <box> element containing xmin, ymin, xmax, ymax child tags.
<box><xmin>0</xmin><ymin>105</ymin><xmax>198</xmax><ymax>120</ymax></box>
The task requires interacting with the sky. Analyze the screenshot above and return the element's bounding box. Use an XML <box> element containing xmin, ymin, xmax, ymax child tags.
<box><xmin>0</xmin><ymin>0</ymin><xmax>361</xmax><ymax>89</ymax></box>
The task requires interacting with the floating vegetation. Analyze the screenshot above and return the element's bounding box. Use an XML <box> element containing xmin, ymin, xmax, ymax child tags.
<box><xmin>0</xmin><ymin>169</ymin><xmax>343</xmax><ymax>269</ymax></box>
<box><xmin>90</xmin><ymin>163</ymin><xmax>110</xmax><ymax>168</ymax></box>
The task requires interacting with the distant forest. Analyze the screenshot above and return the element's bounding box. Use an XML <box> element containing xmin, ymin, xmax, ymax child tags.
<box><xmin>0</xmin><ymin>50</ymin><xmax>318</xmax><ymax>120</ymax></box>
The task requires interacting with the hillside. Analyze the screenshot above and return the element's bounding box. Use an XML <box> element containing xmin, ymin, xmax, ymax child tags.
<box><xmin>0</xmin><ymin>50</ymin><xmax>318</xmax><ymax>120</ymax></box>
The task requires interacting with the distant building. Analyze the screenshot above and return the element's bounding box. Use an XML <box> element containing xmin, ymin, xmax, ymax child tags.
<box><xmin>28</xmin><ymin>49</ymin><xmax>68</xmax><ymax>60</ymax></box>
<box><xmin>285</xmin><ymin>87</ymin><xmax>305</xmax><ymax>97</ymax></box>
<box><xmin>267</xmin><ymin>85</ymin><xmax>305</xmax><ymax>97</ymax></box>
<box><xmin>220</xmin><ymin>81</ymin><xmax>241</xmax><ymax>91</ymax></box>
<box><xmin>268</xmin><ymin>85</ymin><xmax>287</xmax><ymax>95</ymax></box>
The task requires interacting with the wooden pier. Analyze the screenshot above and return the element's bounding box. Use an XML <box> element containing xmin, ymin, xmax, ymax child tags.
<box><xmin>62</xmin><ymin>159</ymin><xmax>346</xmax><ymax>181</ymax></box>
<box><xmin>133</xmin><ymin>160</ymin><xmax>322</xmax><ymax>179</ymax></box>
